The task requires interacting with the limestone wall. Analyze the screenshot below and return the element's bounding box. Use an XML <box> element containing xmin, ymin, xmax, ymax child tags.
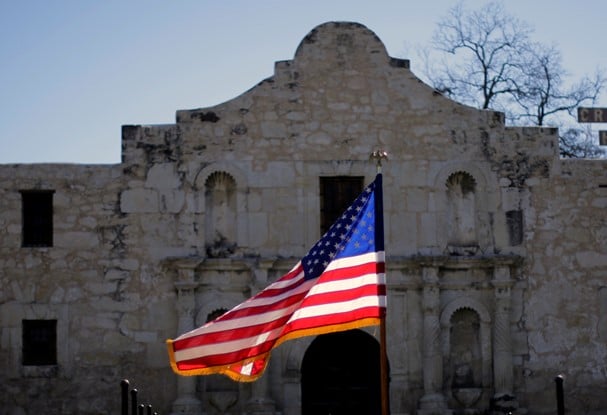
<box><xmin>520</xmin><ymin>160</ymin><xmax>607</xmax><ymax>411</ymax></box>
<box><xmin>0</xmin><ymin>163</ymin><xmax>179</xmax><ymax>413</ymax></box>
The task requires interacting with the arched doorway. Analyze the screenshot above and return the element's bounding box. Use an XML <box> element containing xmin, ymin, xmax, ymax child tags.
<box><xmin>301</xmin><ymin>330</ymin><xmax>381</xmax><ymax>415</ymax></box>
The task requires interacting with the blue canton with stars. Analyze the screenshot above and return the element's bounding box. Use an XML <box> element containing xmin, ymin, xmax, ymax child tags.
<box><xmin>302</xmin><ymin>179</ymin><xmax>378</xmax><ymax>280</ymax></box>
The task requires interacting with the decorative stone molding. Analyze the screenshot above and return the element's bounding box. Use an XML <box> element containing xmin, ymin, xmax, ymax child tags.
<box><xmin>412</xmin><ymin>256</ymin><xmax>521</xmax><ymax>414</ymax></box>
<box><xmin>164</xmin><ymin>255</ymin><xmax>282</xmax><ymax>415</ymax></box>
<box><xmin>440</xmin><ymin>298</ymin><xmax>492</xmax><ymax>388</ymax></box>
<box><xmin>441</xmin><ymin>298</ymin><xmax>493</xmax><ymax>413</ymax></box>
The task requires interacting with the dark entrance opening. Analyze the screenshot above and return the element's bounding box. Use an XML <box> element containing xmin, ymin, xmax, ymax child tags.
<box><xmin>301</xmin><ymin>329</ymin><xmax>381</xmax><ymax>415</ymax></box>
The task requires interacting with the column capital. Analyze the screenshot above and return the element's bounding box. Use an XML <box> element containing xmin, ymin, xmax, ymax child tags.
<box><xmin>252</xmin><ymin>259</ymin><xmax>278</xmax><ymax>289</ymax></box>
<box><xmin>493</xmin><ymin>264</ymin><xmax>511</xmax><ymax>280</ymax></box>
<box><xmin>422</xmin><ymin>266</ymin><xmax>439</xmax><ymax>285</ymax></box>
<box><xmin>162</xmin><ymin>255</ymin><xmax>204</xmax><ymax>283</ymax></box>
<box><xmin>491</xmin><ymin>265</ymin><xmax>514</xmax><ymax>294</ymax></box>
<box><xmin>174</xmin><ymin>281</ymin><xmax>198</xmax><ymax>292</ymax></box>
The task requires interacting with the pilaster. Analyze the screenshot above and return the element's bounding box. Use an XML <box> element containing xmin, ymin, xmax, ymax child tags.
<box><xmin>491</xmin><ymin>265</ymin><xmax>517</xmax><ymax>414</ymax></box>
<box><xmin>171</xmin><ymin>259</ymin><xmax>204</xmax><ymax>415</ymax></box>
<box><xmin>246</xmin><ymin>259</ymin><xmax>278</xmax><ymax>415</ymax></box>
<box><xmin>418</xmin><ymin>266</ymin><xmax>450</xmax><ymax>415</ymax></box>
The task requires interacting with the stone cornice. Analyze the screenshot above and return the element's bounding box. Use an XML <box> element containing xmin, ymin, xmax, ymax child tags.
<box><xmin>388</xmin><ymin>254</ymin><xmax>523</xmax><ymax>270</ymax></box>
<box><xmin>162</xmin><ymin>254</ymin><xmax>523</xmax><ymax>291</ymax></box>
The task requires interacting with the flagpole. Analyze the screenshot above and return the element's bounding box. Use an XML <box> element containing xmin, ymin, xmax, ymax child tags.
<box><xmin>380</xmin><ymin>315</ymin><xmax>389</xmax><ymax>415</ymax></box>
<box><xmin>371</xmin><ymin>150</ymin><xmax>390</xmax><ymax>415</ymax></box>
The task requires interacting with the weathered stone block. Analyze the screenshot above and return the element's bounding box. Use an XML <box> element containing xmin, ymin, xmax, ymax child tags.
<box><xmin>145</xmin><ymin>163</ymin><xmax>181</xmax><ymax>189</ymax></box>
<box><xmin>120</xmin><ymin>188</ymin><xmax>159</xmax><ymax>212</ymax></box>
<box><xmin>55</xmin><ymin>231</ymin><xmax>99</xmax><ymax>248</ymax></box>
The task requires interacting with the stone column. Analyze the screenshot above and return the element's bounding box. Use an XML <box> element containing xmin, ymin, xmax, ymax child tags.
<box><xmin>171</xmin><ymin>275</ymin><xmax>203</xmax><ymax>414</ymax></box>
<box><xmin>491</xmin><ymin>265</ymin><xmax>517</xmax><ymax>413</ymax></box>
<box><xmin>418</xmin><ymin>266</ymin><xmax>449</xmax><ymax>415</ymax></box>
<box><xmin>247</xmin><ymin>377</ymin><xmax>276</xmax><ymax>415</ymax></box>
<box><xmin>246</xmin><ymin>260</ymin><xmax>277</xmax><ymax>415</ymax></box>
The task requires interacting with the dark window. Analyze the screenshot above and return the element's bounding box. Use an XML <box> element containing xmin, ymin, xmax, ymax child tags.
<box><xmin>506</xmin><ymin>210</ymin><xmax>523</xmax><ymax>246</ymax></box>
<box><xmin>22</xmin><ymin>319</ymin><xmax>57</xmax><ymax>366</ymax></box>
<box><xmin>319</xmin><ymin>176</ymin><xmax>364</xmax><ymax>235</ymax></box>
<box><xmin>21</xmin><ymin>190</ymin><xmax>54</xmax><ymax>247</ymax></box>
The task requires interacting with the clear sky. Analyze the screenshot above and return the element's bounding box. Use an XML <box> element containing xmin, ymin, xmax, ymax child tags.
<box><xmin>1</xmin><ymin>0</ymin><xmax>606</xmax><ymax>163</ymax></box>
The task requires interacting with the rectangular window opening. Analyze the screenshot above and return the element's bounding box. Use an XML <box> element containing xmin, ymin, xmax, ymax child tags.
<box><xmin>319</xmin><ymin>176</ymin><xmax>364</xmax><ymax>236</ymax></box>
<box><xmin>21</xmin><ymin>190</ymin><xmax>54</xmax><ymax>247</ymax></box>
<box><xmin>505</xmin><ymin>210</ymin><xmax>524</xmax><ymax>246</ymax></box>
<box><xmin>22</xmin><ymin>319</ymin><xmax>57</xmax><ymax>366</ymax></box>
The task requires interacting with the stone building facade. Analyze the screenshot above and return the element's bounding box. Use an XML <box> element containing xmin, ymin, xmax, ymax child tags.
<box><xmin>1</xmin><ymin>22</ymin><xmax>606</xmax><ymax>415</ymax></box>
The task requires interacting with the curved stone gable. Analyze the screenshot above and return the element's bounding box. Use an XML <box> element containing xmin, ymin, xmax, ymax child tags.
<box><xmin>293</xmin><ymin>21</ymin><xmax>391</xmax><ymax>72</ymax></box>
<box><xmin>171</xmin><ymin>21</ymin><xmax>511</xmax><ymax>166</ymax></box>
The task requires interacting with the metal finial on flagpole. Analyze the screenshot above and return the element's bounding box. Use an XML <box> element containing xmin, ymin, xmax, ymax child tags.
<box><xmin>369</xmin><ymin>149</ymin><xmax>390</xmax><ymax>415</ymax></box>
<box><xmin>370</xmin><ymin>150</ymin><xmax>388</xmax><ymax>173</ymax></box>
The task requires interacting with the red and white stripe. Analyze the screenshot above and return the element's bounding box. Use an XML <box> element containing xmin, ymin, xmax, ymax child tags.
<box><xmin>169</xmin><ymin>251</ymin><xmax>385</xmax><ymax>378</ymax></box>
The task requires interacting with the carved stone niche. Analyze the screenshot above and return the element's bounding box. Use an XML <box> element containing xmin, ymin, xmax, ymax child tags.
<box><xmin>163</xmin><ymin>255</ymin><xmax>260</xmax><ymax>415</ymax></box>
<box><xmin>416</xmin><ymin>255</ymin><xmax>522</xmax><ymax>415</ymax></box>
<box><xmin>441</xmin><ymin>304</ymin><xmax>490</xmax><ymax>415</ymax></box>
<box><xmin>194</xmin><ymin>258</ymin><xmax>280</xmax><ymax>415</ymax></box>
<box><xmin>204</xmin><ymin>171</ymin><xmax>238</xmax><ymax>257</ymax></box>
<box><xmin>162</xmin><ymin>255</ymin><xmax>292</xmax><ymax>415</ymax></box>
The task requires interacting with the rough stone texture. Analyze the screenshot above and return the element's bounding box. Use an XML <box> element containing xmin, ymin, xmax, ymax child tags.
<box><xmin>1</xmin><ymin>22</ymin><xmax>606</xmax><ymax>415</ymax></box>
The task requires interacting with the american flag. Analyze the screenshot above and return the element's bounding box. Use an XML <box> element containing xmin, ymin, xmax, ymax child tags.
<box><xmin>167</xmin><ymin>174</ymin><xmax>386</xmax><ymax>381</ymax></box>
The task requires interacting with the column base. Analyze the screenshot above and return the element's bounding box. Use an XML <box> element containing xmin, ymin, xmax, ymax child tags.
<box><xmin>490</xmin><ymin>393</ymin><xmax>524</xmax><ymax>414</ymax></box>
<box><xmin>418</xmin><ymin>393</ymin><xmax>452</xmax><ymax>415</ymax></box>
<box><xmin>246</xmin><ymin>397</ymin><xmax>278</xmax><ymax>415</ymax></box>
<box><xmin>171</xmin><ymin>395</ymin><xmax>204</xmax><ymax>415</ymax></box>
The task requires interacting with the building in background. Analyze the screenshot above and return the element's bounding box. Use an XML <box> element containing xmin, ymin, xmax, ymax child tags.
<box><xmin>1</xmin><ymin>22</ymin><xmax>606</xmax><ymax>415</ymax></box>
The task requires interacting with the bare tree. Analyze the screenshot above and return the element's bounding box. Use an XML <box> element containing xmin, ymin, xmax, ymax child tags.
<box><xmin>427</xmin><ymin>1</ymin><xmax>531</xmax><ymax>111</ymax></box>
<box><xmin>512</xmin><ymin>42</ymin><xmax>604</xmax><ymax>126</ymax></box>
<box><xmin>513</xmin><ymin>43</ymin><xmax>606</xmax><ymax>157</ymax></box>
<box><xmin>559</xmin><ymin>126</ymin><xmax>606</xmax><ymax>159</ymax></box>
<box><xmin>422</xmin><ymin>1</ymin><xmax>606</xmax><ymax>158</ymax></box>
